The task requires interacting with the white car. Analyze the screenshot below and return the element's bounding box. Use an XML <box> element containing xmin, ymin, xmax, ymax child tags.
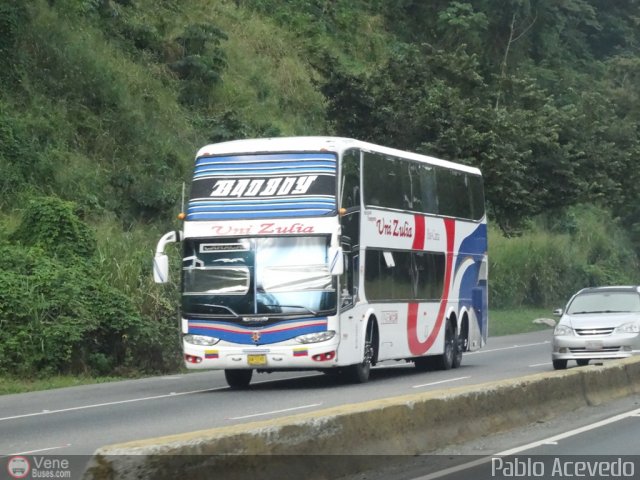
<box><xmin>551</xmin><ymin>286</ymin><xmax>640</xmax><ymax>370</ymax></box>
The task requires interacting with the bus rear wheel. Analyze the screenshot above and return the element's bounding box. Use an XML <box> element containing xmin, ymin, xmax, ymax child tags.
<box><xmin>452</xmin><ymin>336</ymin><xmax>463</xmax><ymax>369</ymax></box>
<box><xmin>435</xmin><ymin>322</ymin><xmax>455</xmax><ymax>370</ymax></box>
<box><xmin>224</xmin><ymin>369</ymin><xmax>253</xmax><ymax>389</ymax></box>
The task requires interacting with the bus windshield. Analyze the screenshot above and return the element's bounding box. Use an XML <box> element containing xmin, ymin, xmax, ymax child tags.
<box><xmin>182</xmin><ymin>236</ymin><xmax>336</xmax><ymax>317</ymax></box>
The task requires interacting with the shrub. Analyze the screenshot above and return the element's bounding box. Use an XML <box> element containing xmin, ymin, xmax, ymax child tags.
<box><xmin>11</xmin><ymin>196</ymin><xmax>96</xmax><ymax>260</ymax></box>
<box><xmin>489</xmin><ymin>205</ymin><xmax>640</xmax><ymax>309</ymax></box>
<box><xmin>0</xmin><ymin>196</ymin><xmax>181</xmax><ymax>377</ymax></box>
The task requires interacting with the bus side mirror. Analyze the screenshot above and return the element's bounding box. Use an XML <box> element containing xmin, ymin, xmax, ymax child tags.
<box><xmin>328</xmin><ymin>246</ymin><xmax>344</xmax><ymax>276</ymax></box>
<box><xmin>153</xmin><ymin>254</ymin><xmax>170</xmax><ymax>284</ymax></box>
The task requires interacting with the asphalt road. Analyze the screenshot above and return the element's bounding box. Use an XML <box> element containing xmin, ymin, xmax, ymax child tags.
<box><xmin>407</xmin><ymin>398</ymin><xmax>640</xmax><ymax>480</ymax></box>
<box><xmin>0</xmin><ymin>329</ymin><xmax>563</xmax><ymax>456</ymax></box>
<box><xmin>345</xmin><ymin>381</ymin><xmax>640</xmax><ymax>480</ymax></box>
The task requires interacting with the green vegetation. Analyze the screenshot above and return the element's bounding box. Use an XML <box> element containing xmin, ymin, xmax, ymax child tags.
<box><xmin>0</xmin><ymin>374</ymin><xmax>126</xmax><ymax>396</ymax></box>
<box><xmin>490</xmin><ymin>308</ymin><xmax>556</xmax><ymax>337</ymax></box>
<box><xmin>0</xmin><ymin>0</ymin><xmax>639</xmax><ymax>383</ymax></box>
<box><xmin>490</xmin><ymin>205</ymin><xmax>640</xmax><ymax>309</ymax></box>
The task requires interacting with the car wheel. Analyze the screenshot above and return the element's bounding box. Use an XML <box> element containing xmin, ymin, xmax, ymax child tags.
<box><xmin>552</xmin><ymin>359</ymin><xmax>568</xmax><ymax>370</ymax></box>
<box><xmin>576</xmin><ymin>359</ymin><xmax>589</xmax><ymax>366</ymax></box>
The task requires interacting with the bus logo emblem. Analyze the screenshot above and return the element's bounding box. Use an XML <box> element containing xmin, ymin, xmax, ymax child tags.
<box><xmin>209</xmin><ymin>176</ymin><xmax>318</xmax><ymax>198</ymax></box>
<box><xmin>251</xmin><ymin>331</ymin><xmax>262</xmax><ymax>343</ymax></box>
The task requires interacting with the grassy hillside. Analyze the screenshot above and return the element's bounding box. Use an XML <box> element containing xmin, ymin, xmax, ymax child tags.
<box><xmin>0</xmin><ymin>0</ymin><xmax>639</xmax><ymax>378</ymax></box>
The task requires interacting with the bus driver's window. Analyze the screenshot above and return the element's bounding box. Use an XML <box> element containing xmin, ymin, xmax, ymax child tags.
<box><xmin>340</xmin><ymin>240</ymin><xmax>355</xmax><ymax>308</ymax></box>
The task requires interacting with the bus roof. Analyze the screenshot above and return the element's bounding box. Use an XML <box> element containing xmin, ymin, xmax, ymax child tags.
<box><xmin>195</xmin><ymin>136</ymin><xmax>482</xmax><ymax>176</ymax></box>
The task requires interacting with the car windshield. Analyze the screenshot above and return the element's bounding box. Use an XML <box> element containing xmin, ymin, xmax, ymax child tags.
<box><xmin>182</xmin><ymin>236</ymin><xmax>336</xmax><ymax>316</ymax></box>
<box><xmin>566</xmin><ymin>291</ymin><xmax>640</xmax><ymax>314</ymax></box>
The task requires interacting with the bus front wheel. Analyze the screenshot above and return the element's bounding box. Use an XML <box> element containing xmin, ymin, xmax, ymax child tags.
<box><xmin>345</xmin><ymin>323</ymin><xmax>376</xmax><ymax>383</ymax></box>
<box><xmin>345</xmin><ymin>340</ymin><xmax>373</xmax><ymax>383</ymax></box>
<box><xmin>224</xmin><ymin>369</ymin><xmax>253</xmax><ymax>389</ymax></box>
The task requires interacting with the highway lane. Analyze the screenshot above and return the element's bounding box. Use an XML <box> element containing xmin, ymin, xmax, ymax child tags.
<box><xmin>413</xmin><ymin>398</ymin><xmax>640</xmax><ymax>480</ymax></box>
<box><xmin>339</xmin><ymin>391</ymin><xmax>640</xmax><ymax>480</ymax></box>
<box><xmin>0</xmin><ymin>329</ymin><xmax>557</xmax><ymax>456</ymax></box>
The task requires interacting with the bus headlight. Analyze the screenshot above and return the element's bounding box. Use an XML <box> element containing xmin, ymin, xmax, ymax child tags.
<box><xmin>184</xmin><ymin>334</ymin><xmax>220</xmax><ymax>346</ymax></box>
<box><xmin>295</xmin><ymin>330</ymin><xmax>336</xmax><ymax>344</ymax></box>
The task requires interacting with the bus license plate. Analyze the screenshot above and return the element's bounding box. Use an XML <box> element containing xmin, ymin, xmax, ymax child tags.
<box><xmin>248</xmin><ymin>354</ymin><xmax>267</xmax><ymax>366</ymax></box>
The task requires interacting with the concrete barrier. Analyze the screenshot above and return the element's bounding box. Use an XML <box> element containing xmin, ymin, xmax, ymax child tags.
<box><xmin>85</xmin><ymin>356</ymin><xmax>640</xmax><ymax>480</ymax></box>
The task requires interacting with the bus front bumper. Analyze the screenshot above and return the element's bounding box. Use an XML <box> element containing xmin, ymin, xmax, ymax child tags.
<box><xmin>182</xmin><ymin>340</ymin><xmax>340</xmax><ymax>370</ymax></box>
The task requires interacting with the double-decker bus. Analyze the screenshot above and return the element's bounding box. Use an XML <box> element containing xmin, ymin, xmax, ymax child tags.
<box><xmin>153</xmin><ymin>137</ymin><xmax>488</xmax><ymax>388</ymax></box>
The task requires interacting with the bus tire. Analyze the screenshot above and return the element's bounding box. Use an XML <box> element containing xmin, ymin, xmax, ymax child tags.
<box><xmin>435</xmin><ymin>321</ymin><xmax>455</xmax><ymax>370</ymax></box>
<box><xmin>224</xmin><ymin>369</ymin><xmax>253</xmax><ymax>389</ymax></box>
<box><xmin>452</xmin><ymin>335</ymin><xmax>463</xmax><ymax>369</ymax></box>
<box><xmin>345</xmin><ymin>321</ymin><xmax>376</xmax><ymax>383</ymax></box>
<box><xmin>453</xmin><ymin>317</ymin><xmax>467</xmax><ymax>369</ymax></box>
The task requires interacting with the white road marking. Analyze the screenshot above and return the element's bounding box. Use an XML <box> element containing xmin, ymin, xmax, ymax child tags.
<box><xmin>251</xmin><ymin>373</ymin><xmax>321</xmax><ymax>385</ymax></box>
<box><xmin>412</xmin><ymin>376</ymin><xmax>470</xmax><ymax>389</ymax></box>
<box><xmin>413</xmin><ymin>406</ymin><xmax>640</xmax><ymax>479</ymax></box>
<box><xmin>1</xmin><ymin>444</ymin><xmax>72</xmax><ymax>458</ymax></box>
<box><xmin>528</xmin><ymin>362</ymin><xmax>552</xmax><ymax>367</ymax></box>
<box><xmin>0</xmin><ymin>373</ymin><xmax>323</xmax><ymax>423</ymax></box>
<box><xmin>415</xmin><ymin>456</ymin><xmax>489</xmax><ymax>480</ymax></box>
<box><xmin>498</xmin><ymin>406</ymin><xmax>640</xmax><ymax>456</ymax></box>
<box><xmin>0</xmin><ymin>387</ymin><xmax>227</xmax><ymax>422</ymax></box>
<box><xmin>467</xmin><ymin>341</ymin><xmax>550</xmax><ymax>355</ymax></box>
<box><xmin>228</xmin><ymin>403</ymin><xmax>322</xmax><ymax>420</ymax></box>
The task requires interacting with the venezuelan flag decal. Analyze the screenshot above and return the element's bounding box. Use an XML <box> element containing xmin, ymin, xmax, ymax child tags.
<box><xmin>205</xmin><ymin>350</ymin><xmax>219</xmax><ymax>359</ymax></box>
<box><xmin>293</xmin><ymin>348</ymin><xmax>308</xmax><ymax>357</ymax></box>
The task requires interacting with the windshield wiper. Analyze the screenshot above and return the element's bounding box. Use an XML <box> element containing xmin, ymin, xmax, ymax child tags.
<box><xmin>261</xmin><ymin>304</ymin><xmax>318</xmax><ymax>316</ymax></box>
<box><xmin>194</xmin><ymin>303</ymin><xmax>240</xmax><ymax>317</ymax></box>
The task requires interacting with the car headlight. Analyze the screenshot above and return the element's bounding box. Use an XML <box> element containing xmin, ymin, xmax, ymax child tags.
<box><xmin>614</xmin><ymin>322</ymin><xmax>640</xmax><ymax>334</ymax></box>
<box><xmin>183</xmin><ymin>334</ymin><xmax>220</xmax><ymax>346</ymax></box>
<box><xmin>295</xmin><ymin>330</ymin><xmax>336</xmax><ymax>344</ymax></box>
<box><xmin>554</xmin><ymin>324</ymin><xmax>574</xmax><ymax>336</ymax></box>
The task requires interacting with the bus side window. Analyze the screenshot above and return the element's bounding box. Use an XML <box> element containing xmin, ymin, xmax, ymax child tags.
<box><xmin>341</xmin><ymin>150</ymin><xmax>361</xmax><ymax>210</ymax></box>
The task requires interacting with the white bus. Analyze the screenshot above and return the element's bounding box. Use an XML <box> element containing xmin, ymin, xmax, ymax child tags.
<box><xmin>153</xmin><ymin>137</ymin><xmax>488</xmax><ymax>388</ymax></box>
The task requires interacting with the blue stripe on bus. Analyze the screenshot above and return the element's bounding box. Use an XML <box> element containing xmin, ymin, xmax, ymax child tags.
<box><xmin>188</xmin><ymin>204</ymin><xmax>335</xmax><ymax>213</ymax></box>
<box><xmin>188</xmin><ymin>196</ymin><xmax>335</xmax><ymax>206</ymax></box>
<box><xmin>187</xmin><ymin>317</ymin><xmax>328</xmax><ymax>345</ymax></box>
<box><xmin>195</xmin><ymin>153</ymin><xmax>336</xmax><ymax>165</ymax></box>
<box><xmin>196</xmin><ymin>160</ymin><xmax>336</xmax><ymax>169</ymax></box>
<box><xmin>194</xmin><ymin>169</ymin><xmax>335</xmax><ymax>178</ymax></box>
<box><xmin>186</xmin><ymin>209</ymin><xmax>334</xmax><ymax>220</ymax></box>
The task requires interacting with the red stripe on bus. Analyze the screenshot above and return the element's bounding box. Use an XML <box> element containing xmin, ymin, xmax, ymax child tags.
<box><xmin>407</xmin><ymin>218</ymin><xmax>455</xmax><ymax>355</ymax></box>
<box><xmin>412</xmin><ymin>214</ymin><xmax>425</xmax><ymax>250</ymax></box>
